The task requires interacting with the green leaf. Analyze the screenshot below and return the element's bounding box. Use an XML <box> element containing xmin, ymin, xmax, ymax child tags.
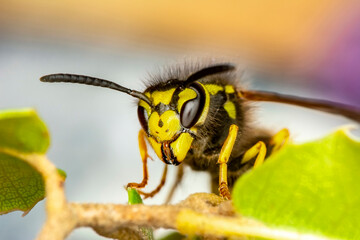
<box><xmin>57</xmin><ymin>168</ymin><xmax>67</xmax><ymax>180</ymax></box>
<box><xmin>0</xmin><ymin>109</ymin><xmax>60</xmax><ymax>215</ymax></box>
<box><xmin>127</xmin><ymin>188</ymin><xmax>143</xmax><ymax>205</ymax></box>
<box><xmin>0</xmin><ymin>152</ymin><xmax>45</xmax><ymax>215</ymax></box>
<box><xmin>232</xmin><ymin>129</ymin><xmax>360</xmax><ymax>240</ymax></box>
<box><xmin>0</xmin><ymin>109</ymin><xmax>50</xmax><ymax>153</ymax></box>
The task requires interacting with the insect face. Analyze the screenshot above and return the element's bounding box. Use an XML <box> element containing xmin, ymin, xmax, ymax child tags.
<box><xmin>137</xmin><ymin>82</ymin><xmax>208</xmax><ymax>165</ymax></box>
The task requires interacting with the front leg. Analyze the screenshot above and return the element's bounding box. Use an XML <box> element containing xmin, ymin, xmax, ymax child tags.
<box><xmin>137</xmin><ymin>164</ymin><xmax>168</xmax><ymax>199</ymax></box>
<box><xmin>127</xmin><ymin>129</ymin><xmax>150</xmax><ymax>189</ymax></box>
<box><xmin>127</xmin><ymin>129</ymin><xmax>169</xmax><ymax>199</ymax></box>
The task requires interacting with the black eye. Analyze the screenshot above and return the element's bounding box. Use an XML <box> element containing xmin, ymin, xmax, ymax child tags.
<box><xmin>137</xmin><ymin>106</ymin><xmax>148</xmax><ymax>131</ymax></box>
<box><xmin>180</xmin><ymin>83</ymin><xmax>205</xmax><ymax>128</ymax></box>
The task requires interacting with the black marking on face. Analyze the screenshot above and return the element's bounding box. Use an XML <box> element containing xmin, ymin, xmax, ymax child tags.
<box><xmin>158</xmin><ymin>119</ymin><xmax>164</xmax><ymax>127</ymax></box>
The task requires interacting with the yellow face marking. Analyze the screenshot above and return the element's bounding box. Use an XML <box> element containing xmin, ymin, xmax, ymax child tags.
<box><xmin>176</xmin><ymin>83</ymin><xmax>209</xmax><ymax>127</ymax></box>
<box><xmin>224</xmin><ymin>100</ymin><xmax>236</xmax><ymax>119</ymax></box>
<box><xmin>170</xmin><ymin>132</ymin><xmax>193</xmax><ymax>163</ymax></box>
<box><xmin>204</xmin><ymin>84</ymin><xmax>223</xmax><ymax>95</ymax></box>
<box><xmin>190</xmin><ymin>126</ymin><xmax>198</xmax><ymax>133</ymax></box>
<box><xmin>225</xmin><ymin>85</ymin><xmax>235</xmax><ymax>94</ymax></box>
<box><xmin>196</xmin><ymin>82</ymin><xmax>210</xmax><ymax>125</ymax></box>
<box><xmin>148</xmin><ymin>110</ymin><xmax>180</xmax><ymax>142</ymax></box>
<box><xmin>151</xmin><ymin>88</ymin><xmax>176</xmax><ymax>106</ymax></box>
<box><xmin>139</xmin><ymin>99</ymin><xmax>151</xmax><ymax>115</ymax></box>
<box><xmin>177</xmin><ymin>88</ymin><xmax>197</xmax><ymax>112</ymax></box>
<box><xmin>147</xmin><ymin>137</ymin><xmax>162</xmax><ymax>160</ymax></box>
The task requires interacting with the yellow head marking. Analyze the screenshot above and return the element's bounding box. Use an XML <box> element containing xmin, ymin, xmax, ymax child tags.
<box><xmin>148</xmin><ymin>110</ymin><xmax>180</xmax><ymax>142</ymax></box>
<box><xmin>147</xmin><ymin>137</ymin><xmax>162</xmax><ymax>160</ymax></box>
<box><xmin>139</xmin><ymin>99</ymin><xmax>151</xmax><ymax>115</ymax></box>
<box><xmin>224</xmin><ymin>100</ymin><xmax>236</xmax><ymax>119</ymax></box>
<box><xmin>225</xmin><ymin>85</ymin><xmax>235</xmax><ymax>94</ymax></box>
<box><xmin>175</xmin><ymin>83</ymin><xmax>210</xmax><ymax>127</ymax></box>
<box><xmin>196</xmin><ymin>82</ymin><xmax>210</xmax><ymax>125</ymax></box>
<box><xmin>177</xmin><ymin>88</ymin><xmax>197</xmax><ymax>112</ymax></box>
<box><xmin>151</xmin><ymin>88</ymin><xmax>176</xmax><ymax>106</ymax></box>
<box><xmin>204</xmin><ymin>84</ymin><xmax>223</xmax><ymax>95</ymax></box>
<box><xmin>170</xmin><ymin>133</ymin><xmax>193</xmax><ymax>163</ymax></box>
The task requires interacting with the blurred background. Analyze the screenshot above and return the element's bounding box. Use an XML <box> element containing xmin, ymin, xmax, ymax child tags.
<box><xmin>0</xmin><ymin>1</ymin><xmax>359</xmax><ymax>239</ymax></box>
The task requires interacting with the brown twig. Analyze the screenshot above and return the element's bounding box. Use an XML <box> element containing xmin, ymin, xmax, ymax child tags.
<box><xmin>3</xmin><ymin>148</ymin><xmax>330</xmax><ymax>240</ymax></box>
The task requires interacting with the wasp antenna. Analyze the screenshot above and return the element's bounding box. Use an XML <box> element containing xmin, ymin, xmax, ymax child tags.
<box><xmin>185</xmin><ymin>64</ymin><xmax>236</xmax><ymax>84</ymax></box>
<box><xmin>40</xmin><ymin>74</ymin><xmax>152</xmax><ymax>106</ymax></box>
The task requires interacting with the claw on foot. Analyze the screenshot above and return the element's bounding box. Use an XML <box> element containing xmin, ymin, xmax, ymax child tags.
<box><xmin>126</xmin><ymin>181</ymin><xmax>146</xmax><ymax>189</ymax></box>
<box><xmin>219</xmin><ymin>182</ymin><xmax>231</xmax><ymax>200</ymax></box>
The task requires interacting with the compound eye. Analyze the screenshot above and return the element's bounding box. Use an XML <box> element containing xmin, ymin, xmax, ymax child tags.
<box><xmin>137</xmin><ymin>106</ymin><xmax>149</xmax><ymax>131</ymax></box>
<box><xmin>180</xmin><ymin>84</ymin><xmax>205</xmax><ymax>128</ymax></box>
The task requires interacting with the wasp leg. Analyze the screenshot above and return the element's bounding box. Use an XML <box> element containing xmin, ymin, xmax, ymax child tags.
<box><xmin>269</xmin><ymin>128</ymin><xmax>289</xmax><ymax>153</ymax></box>
<box><xmin>137</xmin><ymin>164</ymin><xmax>168</xmax><ymax>199</ymax></box>
<box><xmin>241</xmin><ymin>141</ymin><xmax>267</xmax><ymax>168</ymax></box>
<box><xmin>218</xmin><ymin>124</ymin><xmax>239</xmax><ymax>200</ymax></box>
<box><xmin>241</xmin><ymin>128</ymin><xmax>290</xmax><ymax>168</ymax></box>
<box><xmin>165</xmin><ymin>164</ymin><xmax>184</xmax><ymax>204</ymax></box>
<box><xmin>127</xmin><ymin>129</ymin><xmax>150</xmax><ymax>189</ymax></box>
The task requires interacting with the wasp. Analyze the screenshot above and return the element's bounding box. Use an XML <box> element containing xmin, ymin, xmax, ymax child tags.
<box><xmin>40</xmin><ymin>63</ymin><xmax>360</xmax><ymax>200</ymax></box>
